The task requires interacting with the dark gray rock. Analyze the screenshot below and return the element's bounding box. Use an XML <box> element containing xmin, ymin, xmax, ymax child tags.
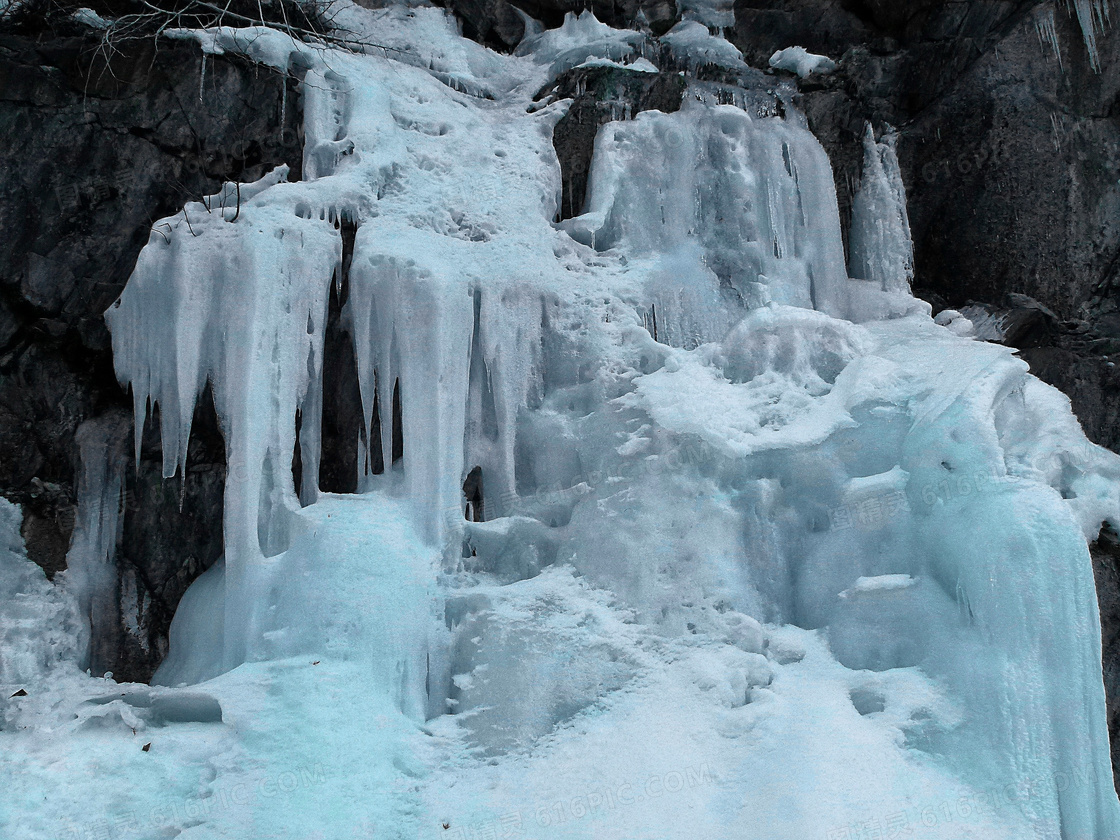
<box><xmin>1094</xmin><ymin>527</ymin><xmax>1120</xmax><ymax>790</ymax></box>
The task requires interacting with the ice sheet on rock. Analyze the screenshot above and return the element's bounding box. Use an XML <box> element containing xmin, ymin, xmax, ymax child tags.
<box><xmin>575</xmin><ymin>56</ymin><xmax>659</xmax><ymax>73</ymax></box>
<box><xmin>168</xmin><ymin>24</ymin><xmax>314</xmax><ymax>72</ymax></box>
<box><xmin>678</xmin><ymin>0</ymin><xmax>736</xmax><ymax>29</ymax></box>
<box><xmin>662</xmin><ymin>20</ymin><xmax>747</xmax><ymax>71</ymax></box>
<box><xmin>769</xmin><ymin>46</ymin><xmax>837</xmax><ymax>78</ymax></box>
<box><xmin>62</xmin><ymin>412</ymin><xmax>131</xmax><ymax>673</ymax></box>
<box><xmin>329</xmin><ymin>2</ymin><xmax>513</xmax><ymax>97</ymax></box>
<box><xmin>848</xmin><ymin>124</ymin><xmax>914</xmax><ymax>294</ymax></box>
<box><xmin>565</xmin><ymin>101</ymin><xmax>850</xmax><ymax>317</ymax></box>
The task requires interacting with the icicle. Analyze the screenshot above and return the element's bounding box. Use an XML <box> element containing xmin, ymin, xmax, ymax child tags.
<box><xmin>472</xmin><ymin>286</ymin><xmax>543</xmax><ymax>507</ymax></box>
<box><xmin>1035</xmin><ymin>6</ymin><xmax>1064</xmax><ymax>68</ymax></box>
<box><xmin>105</xmin><ymin>167</ymin><xmax>342</xmax><ymax>669</ymax></box>
<box><xmin>1067</xmin><ymin>0</ymin><xmax>1110</xmax><ymax>72</ymax></box>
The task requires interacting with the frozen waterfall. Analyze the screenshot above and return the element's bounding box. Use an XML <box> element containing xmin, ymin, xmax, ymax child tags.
<box><xmin>2</xmin><ymin>6</ymin><xmax>1119</xmax><ymax>840</ymax></box>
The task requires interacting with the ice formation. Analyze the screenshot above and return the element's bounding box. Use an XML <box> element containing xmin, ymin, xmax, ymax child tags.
<box><xmin>2</xmin><ymin>4</ymin><xmax>1120</xmax><ymax>840</ymax></box>
<box><xmin>848</xmin><ymin>123</ymin><xmax>914</xmax><ymax>294</ymax></box>
<box><xmin>0</xmin><ymin>498</ymin><xmax>80</xmax><ymax>686</ymax></box>
<box><xmin>769</xmin><ymin>45</ymin><xmax>837</xmax><ymax>78</ymax></box>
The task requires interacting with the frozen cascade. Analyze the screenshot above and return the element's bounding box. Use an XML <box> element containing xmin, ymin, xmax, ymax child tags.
<box><xmin>105</xmin><ymin>167</ymin><xmax>344</xmax><ymax>670</ymax></box>
<box><xmin>0</xmin><ymin>499</ymin><xmax>81</xmax><ymax>685</ymax></box>
<box><xmin>0</xmin><ymin>7</ymin><xmax>1117</xmax><ymax>840</ymax></box>
<box><xmin>848</xmin><ymin>123</ymin><xmax>914</xmax><ymax>295</ymax></box>
<box><xmin>562</xmin><ymin>96</ymin><xmax>851</xmax><ymax>323</ymax></box>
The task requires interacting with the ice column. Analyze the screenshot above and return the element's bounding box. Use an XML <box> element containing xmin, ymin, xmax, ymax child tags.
<box><xmin>465</xmin><ymin>286</ymin><xmax>542</xmax><ymax>513</ymax></box>
<box><xmin>902</xmin><ymin>361</ymin><xmax>1120</xmax><ymax>838</ymax></box>
<box><xmin>346</xmin><ymin>237</ymin><xmax>474</xmax><ymax>540</ymax></box>
<box><xmin>848</xmin><ymin>124</ymin><xmax>914</xmax><ymax>294</ymax></box>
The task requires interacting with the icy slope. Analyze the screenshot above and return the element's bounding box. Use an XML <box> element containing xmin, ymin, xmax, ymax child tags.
<box><xmin>2</xmin><ymin>4</ymin><xmax>1120</xmax><ymax>839</ymax></box>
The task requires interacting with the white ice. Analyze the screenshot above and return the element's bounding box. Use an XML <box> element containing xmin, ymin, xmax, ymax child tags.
<box><xmin>769</xmin><ymin>45</ymin><xmax>837</xmax><ymax>78</ymax></box>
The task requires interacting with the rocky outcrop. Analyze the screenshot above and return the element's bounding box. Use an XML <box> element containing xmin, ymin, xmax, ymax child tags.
<box><xmin>0</xmin><ymin>32</ymin><xmax>302</xmax><ymax>681</ymax></box>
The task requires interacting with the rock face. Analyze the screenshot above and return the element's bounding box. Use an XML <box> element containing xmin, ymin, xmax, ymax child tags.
<box><xmin>1094</xmin><ymin>527</ymin><xmax>1120</xmax><ymax>792</ymax></box>
<box><xmin>0</xmin><ymin>32</ymin><xmax>302</xmax><ymax>681</ymax></box>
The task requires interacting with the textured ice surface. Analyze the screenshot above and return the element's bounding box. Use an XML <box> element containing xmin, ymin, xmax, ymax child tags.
<box><xmin>0</xmin><ymin>498</ymin><xmax>80</xmax><ymax>686</ymax></box>
<box><xmin>662</xmin><ymin>20</ymin><xmax>747</xmax><ymax>71</ymax></box>
<box><xmin>2</xmin><ymin>4</ymin><xmax>1119</xmax><ymax>839</ymax></box>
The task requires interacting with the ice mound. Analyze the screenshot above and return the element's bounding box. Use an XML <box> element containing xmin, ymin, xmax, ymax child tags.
<box><xmin>662</xmin><ymin>20</ymin><xmax>747</xmax><ymax>71</ymax></box>
<box><xmin>769</xmin><ymin>46</ymin><xmax>837</xmax><ymax>78</ymax></box>
<box><xmin>445</xmin><ymin>568</ymin><xmax>640</xmax><ymax>754</ymax></box>
<box><xmin>719</xmin><ymin>305</ymin><xmax>870</xmax><ymax>390</ymax></box>
<box><xmin>517</xmin><ymin>11</ymin><xmax>647</xmax><ymax>79</ymax></box>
